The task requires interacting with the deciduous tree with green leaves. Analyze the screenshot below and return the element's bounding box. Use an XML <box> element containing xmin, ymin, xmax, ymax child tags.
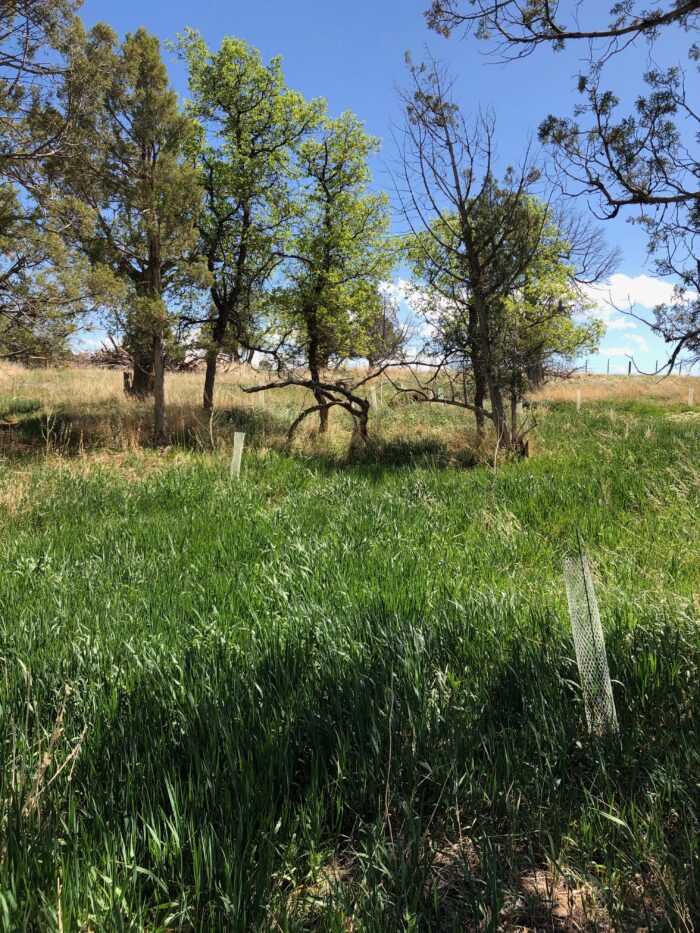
<box><xmin>175</xmin><ymin>30</ymin><xmax>324</xmax><ymax>411</ymax></box>
<box><xmin>248</xmin><ymin>112</ymin><xmax>400</xmax><ymax>447</ymax></box>
<box><xmin>405</xmin><ymin>197</ymin><xmax>603</xmax><ymax>445</ymax></box>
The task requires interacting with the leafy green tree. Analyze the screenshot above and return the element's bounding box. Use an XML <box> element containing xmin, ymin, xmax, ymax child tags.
<box><xmin>0</xmin><ymin>2</ymin><xmax>111</xmax><ymax>363</ymax></box>
<box><xmin>45</xmin><ymin>26</ymin><xmax>207</xmax><ymax>443</ymax></box>
<box><xmin>498</xmin><ymin>216</ymin><xmax>603</xmax><ymax>415</ymax></box>
<box><xmin>249</xmin><ymin>112</ymin><xmax>398</xmax><ymax>446</ymax></box>
<box><xmin>175</xmin><ymin>30</ymin><xmax>324</xmax><ymax>411</ymax></box>
<box><xmin>406</xmin><ymin>198</ymin><xmax>602</xmax><ymax>443</ymax></box>
<box><xmin>0</xmin><ymin>177</ymin><xmax>119</xmax><ymax>362</ymax></box>
<box><xmin>366</xmin><ymin>291</ymin><xmax>404</xmax><ymax>367</ymax></box>
<box><xmin>0</xmin><ymin>0</ymin><xmax>85</xmax><ymax>171</ymax></box>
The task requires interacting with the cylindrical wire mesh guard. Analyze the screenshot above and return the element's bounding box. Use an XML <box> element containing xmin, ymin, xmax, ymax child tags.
<box><xmin>563</xmin><ymin>556</ymin><xmax>619</xmax><ymax>735</ymax></box>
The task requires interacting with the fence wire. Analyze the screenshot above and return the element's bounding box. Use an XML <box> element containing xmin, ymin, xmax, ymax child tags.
<box><xmin>563</xmin><ymin>555</ymin><xmax>619</xmax><ymax>735</ymax></box>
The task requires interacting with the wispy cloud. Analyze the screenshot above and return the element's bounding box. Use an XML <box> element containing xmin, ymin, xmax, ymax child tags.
<box><xmin>630</xmin><ymin>334</ymin><xmax>650</xmax><ymax>351</ymax></box>
<box><xmin>606</xmin><ymin>316</ymin><xmax>636</xmax><ymax>331</ymax></box>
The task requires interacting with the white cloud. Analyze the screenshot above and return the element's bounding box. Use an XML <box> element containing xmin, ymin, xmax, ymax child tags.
<box><xmin>630</xmin><ymin>334</ymin><xmax>650</xmax><ymax>351</ymax></box>
<box><xmin>606</xmin><ymin>316</ymin><xmax>636</xmax><ymax>331</ymax></box>
<box><xmin>584</xmin><ymin>272</ymin><xmax>683</xmax><ymax>313</ymax></box>
<box><xmin>379</xmin><ymin>279</ymin><xmax>413</xmax><ymax>303</ymax></box>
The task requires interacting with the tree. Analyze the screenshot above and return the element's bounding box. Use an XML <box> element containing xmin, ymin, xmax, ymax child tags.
<box><xmin>426</xmin><ymin>0</ymin><xmax>700</xmax><ymax>370</ymax></box>
<box><xmin>247</xmin><ymin>112</ymin><xmax>399</xmax><ymax>447</ymax></box>
<box><xmin>0</xmin><ymin>0</ymin><xmax>85</xmax><ymax>171</ymax></box>
<box><xmin>397</xmin><ymin>57</ymin><xmax>611</xmax><ymax>447</ymax></box>
<box><xmin>0</xmin><ymin>182</ymin><xmax>119</xmax><ymax>360</ymax></box>
<box><xmin>425</xmin><ymin>1</ymin><xmax>700</xmax><ymax>53</ymax></box>
<box><xmin>405</xmin><ymin>199</ymin><xmax>603</xmax><ymax>443</ymax></box>
<box><xmin>366</xmin><ymin>291</ymin><xmax>404</xmax><ymax>366</ymax></box>
<box><xmin>175</xmin><ymin>30</ymin><xmax>324</xmax><ymax>411</ymax></box>
<box><xmin>45</xmin><ymin>26</ymin><xmax>207</xmax><ymax>443</ymax></box>
<box><xmin>0</xmin><ymin>2</ymin><xmax>111</xmax><ymax>363</ymax></box>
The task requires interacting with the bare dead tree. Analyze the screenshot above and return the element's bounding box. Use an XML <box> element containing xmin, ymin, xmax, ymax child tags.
<box><xmin>426</xmin><ymin>0</ymin><xmax>700</xmax><ymax>371</ymax></box>
<box><xmin>425</xmin><ymin>1</ymin><xmax>700</xmax><ymax>62</ymax></box>
<box><xmin>395</xmin><ymin>55</ymin><xmax>576</xmax><ymax>447</ymax></box>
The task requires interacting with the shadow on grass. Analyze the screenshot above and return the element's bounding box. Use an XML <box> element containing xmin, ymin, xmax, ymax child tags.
<box><xmin>0</xmin><ymin>403</ymin><xmax>483</xmax><ymax>474</ymax></box>
<box><xmin>9</xmin><ymin>603</ymin><xmax>693</xmax><ymax>929</ymax></box>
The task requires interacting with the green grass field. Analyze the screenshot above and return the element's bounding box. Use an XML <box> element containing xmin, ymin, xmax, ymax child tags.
<box><xmin>0</xmin><ymin>377</ymin><xmax>699</xmax><ymax>930</ymax></box>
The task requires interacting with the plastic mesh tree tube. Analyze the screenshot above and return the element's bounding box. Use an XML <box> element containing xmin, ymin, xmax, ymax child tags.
<box><xmin>230</xmin><ymin>432</ymin><xmax>245</xmax><ymax>479</ymax></box>
<box><xmin>563</xmin><ymin>555</ymin><xmax>619</xmax><ymax>735</ymax></box>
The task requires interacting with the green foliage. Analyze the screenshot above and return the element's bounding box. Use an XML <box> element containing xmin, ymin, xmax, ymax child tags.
<box><xmin>274</xmin><ymin>112</ymin><xmax>396</xmax><ymax>368</ymax></box>
<box><xmin>0</xmin><ymin>183</ymin><xmax>121</xmax><ymax>360</ymax></box>
<box><xmin>175</xmin><ymin>30</ymin><xmax>324</xmax><ymax>357</ymax></box>
<box><xmin>406</xmin><ymin>189</ymin><xmax>603</xmax><ymax>393</ymax></box>
<box><xmin>0</xmin><ymin>399</ymin><xmax>698</xmax><ymax>927</ymax></box>
<box><xmin>47</xmin><ymin>26</ymin><xmax>208</xmax><ymax>361</ymax></box>
<box><xmin>0</xmin><ymin>0</ymin><xmax>84</xmax><ymax>169</ymax></box>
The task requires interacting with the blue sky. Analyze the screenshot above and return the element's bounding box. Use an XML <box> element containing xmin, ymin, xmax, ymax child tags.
<box><xmin>78</xmin><ymin>0</ymin><xmax>695</xmax><ymax>373</ymax></box>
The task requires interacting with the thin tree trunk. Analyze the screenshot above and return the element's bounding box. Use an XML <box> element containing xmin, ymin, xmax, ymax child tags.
<box><xmin>474</xmin><ymin>295</ymin><xmax>510</xmax><ymax>447</ymax></box>
<box><xmin>153</xmin><ymin>332</ymin><xmax>166</xmax><ymax>446</ymax></box>
<box><xmin>350</xmin><ymin>402</ymin><xmax>369</xmax><ymax>451</ymax></box>
<box><xmin>474</xmin><ymin>364</ymin><xmax>486</xmax><ymax>436</ymax></box>
<box><xmin>469</xmin><ymin>304</ymin><xmax>487</xmax><ymax>437</ymax></box>
<box><xmin>203</xmin><ymin>348</ymin><xmax>218</xmax><ymax>412</ymax></box>
<box><xmin>202</xmin><ymin>205</ymin><xmax>251</xmax><ymax>412</ymax></box>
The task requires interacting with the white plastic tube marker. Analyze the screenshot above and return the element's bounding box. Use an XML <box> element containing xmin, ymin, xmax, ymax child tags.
<box><xmin>230</xmin><ymin>432</ymin><xmax>245</xmax><ymax>479</ymax></box>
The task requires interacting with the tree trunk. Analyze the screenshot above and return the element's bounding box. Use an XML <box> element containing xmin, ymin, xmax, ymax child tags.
<box><xmin>202</xmin><ymin>205</ymin><xmax>251</xmax><ymax>411</ymax></box>
<box><xmin>474</xmin><ymin>295</ymin><xmax>511</xmax><ymax>447</ymax></box>
<box><xmin>474</xmin><ymin>364</ymin><xmax>487</xmax><ymax>436</ymax></box>
<box><xmin>129</xmin><ymin>351</ymin><xmax>155</xmax><ymax>398</ymax></box>
<box><xmin>314</xmin><ymin>389</ymin><xmax>329</xmax><ymax>433</ymax></box>
<box><xmin>153</xmin><ymin>332</ymin><xmax>166</xmax><ymax>446</ymax></box>
<box><xmin>351</xmin><ymin>403</ymin><xmax>369</xmax><ymax>449</ymax></box>
<box><xmin>469</xmin><ymin>304</ymin><xmax>487</xmax><ymax>437</ymax></box>
<box><xmin>203</xmin><ymin>348</ymin><xmax>218</xmax><ymax>412</ymax></box>
<box><xmin>308</xmin><ymin>331</ymin><xmax>328</xmax><ymax>433</ymax></box>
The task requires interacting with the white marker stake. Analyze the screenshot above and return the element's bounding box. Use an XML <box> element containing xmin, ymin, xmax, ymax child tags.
<box><xmin>260</xmin><ymin>390</ymin><xmax>266</xmax><ymax>409</ymax></box>
<box><xmin>370</xmin><ymin>385</ymin><xmax>378</xmax><ymax>408</ymax></box>
<box><xmin>230</xmin><ymin>432</ymin><xmax>245</xmax><ymax>479</ymax></box>
<box><xmin>576</xmin><ymin>389</ymin><xmax>581</xmax><ymax>411</ymax></box>
<box><xmin>688</xmin><ymin>388</ymin><xmax>694</xmax><ymax>407</ymax></box>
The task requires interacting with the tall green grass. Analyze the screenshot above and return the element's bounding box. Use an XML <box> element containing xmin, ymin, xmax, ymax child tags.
<box><xmin>0</xmin><ymin>400</ymin><xmax>698</xmax><ymax>929</ymax></box>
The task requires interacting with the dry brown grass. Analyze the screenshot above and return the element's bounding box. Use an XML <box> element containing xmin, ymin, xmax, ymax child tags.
<box><xmin>533</xmin><ymin>371</ymin><xmax>698</xmax><ymax>405</ymax></box>
<box><xmin>0</xmin><ymin>363</ymin><xmax>696</xmax><ymax>471</ymax></box>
